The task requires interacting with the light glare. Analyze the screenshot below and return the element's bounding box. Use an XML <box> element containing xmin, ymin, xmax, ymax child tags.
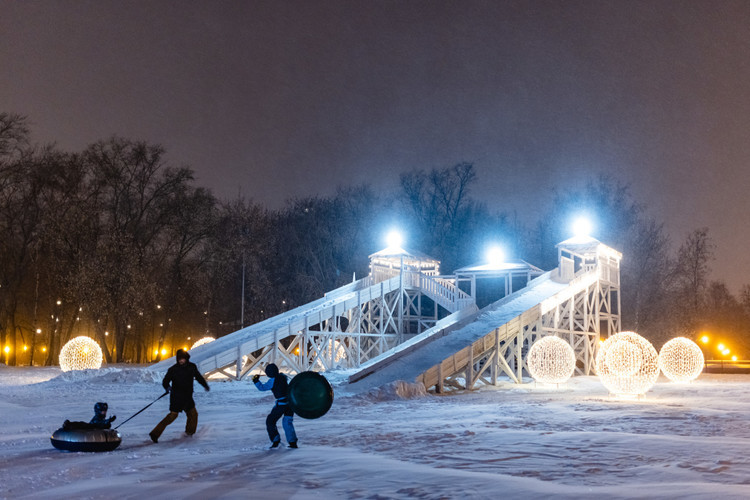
<box><xmin>385</xmin><ymin>230</ymin><xmax>403</xmax><ymax>249</ymax></box>
<box><xmin>572</xmin><ymin>217</ymin><xmax>593</xmax><ymax>237</ymax></box>
<box><xmin>486</xmin><ymin>246</ymin><xmax>505</xmax><ymax>268</ymax></box>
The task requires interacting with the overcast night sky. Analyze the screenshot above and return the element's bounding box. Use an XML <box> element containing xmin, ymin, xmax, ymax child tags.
<box><xmin>2</xmin><ymin>1</ymin><xmax>750</xmax><ymax>291</ymax></box>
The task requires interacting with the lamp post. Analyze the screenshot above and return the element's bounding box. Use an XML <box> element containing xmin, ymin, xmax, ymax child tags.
<box><xmin>241</xmin><ymin>252</ymin><xmax>246</xmax><ymax>329</ymax></box>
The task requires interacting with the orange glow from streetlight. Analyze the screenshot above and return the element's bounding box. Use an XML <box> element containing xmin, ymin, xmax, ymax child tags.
<box><xmin>718</xmin><ymin>343</ymin><xmax>725</xmax><ymax>351</ymax></box>
<box><xmin>3</xmin><ymin>346</ymin><xmax>9</xmax><ymax>353</ymax></box>
<box><xmin>732</xmin><ymin>355</ymin><xmax>738</xmax><ymax>361</ymax></box>
<box><xmin>701</xmin><ymin>335</ymin><xmax>709</xmax><ymax>344</ymax></box>
<box><xmin>161</xmin><ymin>349</ymin><xmax>167</xmax><ymax>356</ymax></box>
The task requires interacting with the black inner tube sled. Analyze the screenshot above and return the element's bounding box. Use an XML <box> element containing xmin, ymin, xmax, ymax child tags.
<box><xmin>51</xmin><ymin>426</ymin><xmax>122</xmax><ymax>452</ymax></box>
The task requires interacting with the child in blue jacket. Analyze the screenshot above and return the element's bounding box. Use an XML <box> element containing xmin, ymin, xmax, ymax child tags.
<box><xmin>90</xmin><ymin>402</ymin><xmax>116</xmax><ymax>428</ymax></box>
<box><xmin>253</xmin><ymin>363</ymin><xmax>297</xmax><ymax>448</ymax></box>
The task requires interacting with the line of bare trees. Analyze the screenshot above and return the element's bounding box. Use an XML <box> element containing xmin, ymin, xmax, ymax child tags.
<box><xmin>2</xmin><ymin>112</ymin><xmax>749</xmax><ymax>366</ymax></box>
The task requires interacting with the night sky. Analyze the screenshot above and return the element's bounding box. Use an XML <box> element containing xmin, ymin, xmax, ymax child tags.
<box><xmin>3</xmin><ymin>1</ymin><xmax>750</xmax><ymax>290</ymax></box>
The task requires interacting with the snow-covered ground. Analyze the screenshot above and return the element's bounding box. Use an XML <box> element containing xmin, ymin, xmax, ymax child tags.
<box><xmin>2</xmin><ymin>366</ymin><xmax>750</xmax><ymax>499</ymax></box>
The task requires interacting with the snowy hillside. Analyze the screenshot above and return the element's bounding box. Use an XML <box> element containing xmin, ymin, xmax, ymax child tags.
<box><xmin>2</xmin><ymin>365</ymin><xmax>750</xmax><ymax>499</ymax></box>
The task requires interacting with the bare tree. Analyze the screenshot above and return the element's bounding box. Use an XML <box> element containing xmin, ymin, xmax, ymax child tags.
<box><xmin>79</xmin><ymin>137</ymin><xmax>196</xmax><ymax>362</ymax></box>
<box><xmin>152</xmin><ymin>185</ymin><xmax>217</xmax><ymax>362</ymax></box>
<box><xmin>0</xmin><ymin>114</ymin><xmax>38</xmax><ymax>365</ymax></box>
<box><xmin>400</xmin><ymin>162</ymin><xmax>485</xmax><ymax>270</ymax></box>
<box><xmin>671</xmin><ymin>228</ymin><xmax>715</xmax><ymax>333</ymax></box>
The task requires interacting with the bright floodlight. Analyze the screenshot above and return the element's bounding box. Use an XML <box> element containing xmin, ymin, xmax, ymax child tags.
<box><xmin>486</xmin><ymin>245</ymin><xmax>505</xmax><ymax>268</ymax></box>
<box><xmin>59</xmin><ymin>336</ymin><xmax>103</xmax><ymax>372</ymax></box>
<box><xmin>190</xmin><ymin>336</ymin><xmax>216</xmax><ymax>350</ymax></box>
<box><xmin>385</xmin><ymin>230</ymin><xmax>403</xmax><ymax>249</ymax></box>
<box><xmin>572</xmin><ymin>216</ymin><xmax>593</xmax><ymax>237</ymax></box>
<box><xmin>527</xmin><ymin>336</ymin><xmax>576</xmax><ymax>384</ymax></box>
<box><xmin>596</xmin><ymin>331</ymin><xmax>659</xmax><ymax>396</ymax></box>
<box><xmin>658</xmin><ymin>337</ymin><xmax>704</xmax><ymax>383</ymax></box>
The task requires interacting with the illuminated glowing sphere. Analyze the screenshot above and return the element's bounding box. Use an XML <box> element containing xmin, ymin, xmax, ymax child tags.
<box><xmin>527</xmin><ymin>336</ymin><xmax>576</xmax><ymax>384</ymax></box>
<box><xmin>190</xmin><ymin>337</ymin><xmax>215</xmax><ymax>350</ymax></box>
<box><xmin>59</xmin><ymin>336</ymin><xmax>103</xmax><ymax>372</ymax></box>
<box><xmin>315</xmin><ymin>340</ymin><xmax>347</xmax><ymax>370</ymax></box>
<box><xmin>658</xmin><ymin>337</ymin><xmax>704</xmax><ymax>382</ymax></box>
<box><xmin>596</xmin><ymin>331</ymin><xmax>659</xmax><ymax>396</ymax></box>
<box><xmin>605</xmin><ymin>341</ymin><xmax>642</xmax><ymax>376</ymax></box>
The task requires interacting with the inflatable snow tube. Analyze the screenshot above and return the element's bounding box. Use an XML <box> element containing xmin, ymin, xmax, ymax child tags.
<box><xmin>288</xmin><ymin>371</ymin><xmax>333</xmax><ymax>419</ymax></box>
<box><xmin>50</xmin><ymin>427</ymin><xmax>122</xmax><ymax>452</ymax></box>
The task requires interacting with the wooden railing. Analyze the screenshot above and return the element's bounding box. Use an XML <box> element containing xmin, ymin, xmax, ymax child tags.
<box><xmin>418</xmin><ymin>274</ymin><xmax>473</xmax><ymax>312</ymax></box>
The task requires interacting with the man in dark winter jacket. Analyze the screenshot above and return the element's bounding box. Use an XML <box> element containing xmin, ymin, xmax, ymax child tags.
<box><xmin>253</xmin><ymin>363</ymin><xmax>297</xmax><ymax>448</ymax></box>
<box><xmin>149</xmin><ymin>349</ymin><xmax>209</xmax><ymax>443</ymax></box>
<box><xmin>90</xmin><ymin>402</ymin><xmax>116</xmax><ymax>429</ymax></box>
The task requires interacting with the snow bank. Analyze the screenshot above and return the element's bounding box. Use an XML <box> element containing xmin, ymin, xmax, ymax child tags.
<box><xmin>44</xmin><ymin>366</ymin><xmax>162</xmax><ymax>385</ymax></box>
<box><xmin>352</xmin><ymin>380</ymin><xmax>428</xmax><ymax>402</ymax></box>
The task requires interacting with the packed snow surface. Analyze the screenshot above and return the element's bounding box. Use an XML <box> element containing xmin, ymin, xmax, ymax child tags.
<box><xmin>2</xmin><ymin>365</ymin><xmax>750</xmax><ymax>499</ymax></box>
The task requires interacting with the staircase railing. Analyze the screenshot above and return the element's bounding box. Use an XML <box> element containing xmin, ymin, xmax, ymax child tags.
<box><xmin>417</xmin><ymin>274</ymin><xmax>473</xmax><ymax>312</ymax></box>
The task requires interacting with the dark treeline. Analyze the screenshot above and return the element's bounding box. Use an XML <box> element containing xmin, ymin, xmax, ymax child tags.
<box><xmin>2</xmin><ymin>112</ymin><xmax>749</xmax><ymax>366</ymax></box>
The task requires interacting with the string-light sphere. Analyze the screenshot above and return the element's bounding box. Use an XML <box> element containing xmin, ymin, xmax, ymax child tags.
<box><xmin>606</xmin><ymin>341</ymin><xmax>642</xmax><ymax>377</ymax></box>
<box><xmin>527</xmin><ymin>336</ymin><xmax>576</xmax><ymax>384</ymax></box>
<box><xmin>597</xmin><ymin>331</ymin><xmax>659</xmax><ymax>396</ymax></box>
<box><xmin>315</xmin><ymin>340</ymin><xmax>347</xmax><ymax>370</ymax></box>
<box><xmin>59</xmin><ymin>336</ymin><xmax>103</xmax><ymax>372</ymax></box>
<box><xmin>658</xmin><ymin>337</ymin><xmax>704</xmax><ymax>382</ymax></box>
<box><xmin>190</xmin><ymin>337</ymin><xmax>216</xmax><ymax>350</ymax></box>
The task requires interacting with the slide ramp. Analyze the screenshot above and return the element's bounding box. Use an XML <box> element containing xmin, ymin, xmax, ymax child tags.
<box><xmin>346</xmin><ymin>272</ymin><xmax>573</xmax><ymax>392</ymax></box>
<box><xmin>150</xmin><ymin>275</ymin><xmax>400</xmax><ymax>374</ymax></box>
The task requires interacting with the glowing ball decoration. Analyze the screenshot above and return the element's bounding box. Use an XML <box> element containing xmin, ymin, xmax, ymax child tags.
<box><xmin>605</xmin><ymin>340</ymin><xmax>642</xmax><ymax>376</ymax></box>
<box><xmin>190</xmin><ymin>337</ymin><xmax>215</xmax><ymax>350</ymax></box>
<box><xmin>315</xmin><ymin>340</ymin><xmax>347</xmax><ymax>370</ymax></box>
<box><xmin>59</xmin><ymin>336</ymin><xmax>103</xmax><ymax>372</ymax></box>
<box><xmin>596</xmin><ymin>331</ymin><xmax>659</xmax><ymax>396</ymax></box>
<box><xmin>658</xmin><ymin>337</ymin><xmax>704</xmax><ymax>382</ymax></box>
<box><xmin>527</xmin><ymin>336</ymin><xmax>576</xmax><ymax>384</ymax></box>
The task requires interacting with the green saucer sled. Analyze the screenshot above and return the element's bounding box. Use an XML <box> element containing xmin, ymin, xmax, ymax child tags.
<box><xmin>288</xmin><ymin>371</ymin><xmax>334</xmax><ymax>419</ymax></box>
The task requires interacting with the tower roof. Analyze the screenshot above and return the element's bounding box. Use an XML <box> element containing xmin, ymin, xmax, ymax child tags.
<box><xmin>368</xmin><ymin>246</ymin><xmax>440</xmax><ymax>264</ymax></box>
<box><xmin>454</xmin><ymin>259</ymin><xmax>544</xmax><ymax>276</ymax></box>
<box><xmin>556</xmin><ymin>236</ymin><xmax>622</xmax><ymax>261</ymax></box>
